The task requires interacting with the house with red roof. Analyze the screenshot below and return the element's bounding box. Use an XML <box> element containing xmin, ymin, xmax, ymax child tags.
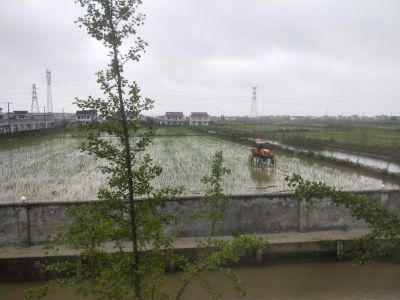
<box><xmin>159</xmin><ymin>112</ymin><xmax>185</xmax><ymax>125</ymax></box>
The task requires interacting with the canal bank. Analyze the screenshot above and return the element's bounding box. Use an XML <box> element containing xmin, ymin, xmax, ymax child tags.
<box><xmin>1</xmin><ymin>190</ymin><xmax>399</xmax><ymax>281</ymax></box>
<box><xmin>0</xmin><ymin>228</ymin><xmax>371</xmax><ymax>282</ymax></box>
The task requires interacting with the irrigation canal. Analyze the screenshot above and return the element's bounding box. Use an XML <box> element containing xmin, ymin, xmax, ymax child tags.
<box><xmin>1</xmin><ymin>261</ymin><xmax>400</xmax><ymax>299</ymax></box>
<box><xmin>320</xmin><ymin>149</ymin><xmax>400</xmax><ymax>173</ymax></box>
<box><xmin>268</xmin><ymin>140</ymin><xmax>400</xmax><ymax>173</ymax></box>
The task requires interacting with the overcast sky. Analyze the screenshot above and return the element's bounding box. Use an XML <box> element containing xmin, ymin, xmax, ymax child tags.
<box><xmin>1</xmin><ymin>0</ymin><xmax>400</xmax><ymax>116</ymax></box>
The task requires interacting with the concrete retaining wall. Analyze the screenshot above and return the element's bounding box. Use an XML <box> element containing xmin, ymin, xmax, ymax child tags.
<box><xmin>1</xmin><ymin>190</ymin><xmax>399</xmax><ymax>247</ymax></box>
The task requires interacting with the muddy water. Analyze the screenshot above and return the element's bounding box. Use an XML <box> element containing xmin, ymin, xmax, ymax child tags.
<box><xmin>2</xmin><ymin>262</ymin><xmax>400</xmax><ymax>300</ymax></box>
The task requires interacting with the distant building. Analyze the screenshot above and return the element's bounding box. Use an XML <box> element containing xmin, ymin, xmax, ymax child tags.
<box><xmin>139</xmin><ymin>115</ymin><xmax>149</xmax><ymax>123</ymax></box>
<box><xmin>0</xmin><ymin>110</ymin><xmax>54</xmax><ymax>134</ymax></box>
<box><xmin>157</xmin><ymin>115</ymin><xmax>166</xmax><ymax>124</ymax></box>
<box><xmin>159</xmin><ymin>112</ymin><xmax>185</xmax><ymax>125</ymax></box>
<box><xmin>31</xmin><ymin>113</ymin><xmax>53</xmax><ymax>121</ymax></box>
<box><xmin>10</xmin><ymin>111</ymin><xmax>30</xmax><ymax>120</ymax></box>
<box><xmin>189</xmin><ymin>112</ymin><xmax>210</xmax><ymax>126</ymax></box>
<box><xmin>124</xmin><ymin>112</ymin><xmax>148</xmax><ymax>123</ymax></box>
<box><xmin>76</xmin><ymin>110</ymin><xmax>98</xmax><ymax>124</ymax></box>
<box><xmin>51</xmin><ymin>112</ymin><xmax>76</xmax><ymax>122</ymax></box>
<box><xmin>0</xmin><ymin>108</ymin><xmax>5</xmax><ymax>133</ymax></box>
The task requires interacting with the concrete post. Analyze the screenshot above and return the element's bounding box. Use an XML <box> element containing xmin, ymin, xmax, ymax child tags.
<box><xmin>299</xmin><ymin>200</ymin><xmax>308</xmax><ymax>232</ymax></box>
<box><xmin>16</xmin><ymin>204</ymin><xmax>30</xmax><ymax>247</ymax></box>
<box><xmin>380</xmin><ymin>192</ymin><xmax>388</xmax><ymax>206</ymax></box>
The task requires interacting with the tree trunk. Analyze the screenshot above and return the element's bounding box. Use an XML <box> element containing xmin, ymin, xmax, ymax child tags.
<box><xmin>105</xmin><ymin>1</ymin><xmax>141</xmax><ymax>298</ymax></box>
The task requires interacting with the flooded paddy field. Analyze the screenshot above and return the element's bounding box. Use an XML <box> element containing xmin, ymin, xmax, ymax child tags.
<box><xmin>147</xmin><ymin>136</ymin><xmax>399</xmax><ymax>195</ymax></box>
<box><xmin>0</xmin><ymin>132</ymin><xmax>398</xmax><ymax>203</ymax></box>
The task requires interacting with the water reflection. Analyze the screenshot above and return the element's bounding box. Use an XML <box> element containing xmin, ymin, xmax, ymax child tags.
<box><xmin>320</xmin><ymin>150</ymin><xmax>400</xmax><ymax>173</ymax></box>
<box><xmin>269</xmin><ymin>140</ymin><xmax>400</xmax><ymax>174</ymax></box>
<box><xmin>248</xmin><ymin>165</ymin><xmax>276</xmax><ymax>188</ymax></box>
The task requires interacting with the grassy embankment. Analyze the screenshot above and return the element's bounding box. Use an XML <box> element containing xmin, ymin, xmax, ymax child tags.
<box><xmin>214</xmin><ymin>121</ymin><xmax>400</xmax><ymax>162</ymax></box>
<box><xmin>153</xmin><ymin>126</ymin><xmax>205</xmax><ymax>136</ymax></box>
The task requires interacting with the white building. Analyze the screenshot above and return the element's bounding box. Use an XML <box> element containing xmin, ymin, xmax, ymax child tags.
<box><xmin>189</xmin><ymin>112</ymin><xmax>210</xmax><ymax>126</ymax></box>
<box><xmin>76</xmin><ymin>110</ymin><xmax>98</xmax><ymax>124</ymax></box>
<box><xmin>52</xmin><ymin>112</ymin><xmax>76</xmax><ymax>122</ymax></box>
<box><xmin>159</xmin><ymin>112</ymin><xmax>185</xmax><ymax>125</ymax></box>
<box><xmin>11</xmin><ymin>111</ymin><xmax>30</xmax><ymax>120</ymax></box>
<box><xmin>0</xmin><ymin>110</ymin><xmax>56</xmax><ymax>134</ymax></box>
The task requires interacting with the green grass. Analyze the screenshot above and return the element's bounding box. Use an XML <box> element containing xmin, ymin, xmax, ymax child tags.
<box><xmin>153</xmin><ymin>126</ymin><xmax>204</xmax><ymax>136</ymax></box>
<box><xmin>215</xmin><ymin>121</ymin><xmax>400</xmax><ymax>154</ymax></box>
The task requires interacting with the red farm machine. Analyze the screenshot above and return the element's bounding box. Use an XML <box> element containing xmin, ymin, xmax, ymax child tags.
<box><xmin>249</xmin><ymin>140</ymin><xmax>276</xmax><ymax>166</ymax></box>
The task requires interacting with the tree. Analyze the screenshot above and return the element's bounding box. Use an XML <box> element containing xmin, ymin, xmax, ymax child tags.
<box><xmin>173</xmin><ymin>152</ymin><xmax>266</xmax><ymax>300</ymax></box>
<box><xmin>28</xmin><ymin>1</ymin><xmax>265</xmax><ymax>299</ymax></box>
<box><xmin>285</xmin><ymin>174</ymin><xmax>400</xmax><ymax>264</ymax></box>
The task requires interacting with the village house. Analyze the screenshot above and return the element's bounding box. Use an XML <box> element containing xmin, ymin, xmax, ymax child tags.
<box><xmin>189</xmin><ymin>112</ymin><xmax>210</xmax><ymax>126</ymax></box>
<box><xmin>159</xmin><ymin>112</ymin><xmax>185</xmax><ymax>125</ymax></box>
<box><xmin>9</xmin><ymin>111</ymin><xmax>31</xmax><ymax>120</ymax></box>
<box><xmin>76</xmin><ymin>110</ymin><xmax>98</xmax><ymax>124</ymax></box>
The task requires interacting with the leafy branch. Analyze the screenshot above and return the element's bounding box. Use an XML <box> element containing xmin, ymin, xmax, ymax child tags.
<box><xmin>285</xmin><ymin>174</ymin><xmax>400</xmax><ymax>264</ymax></box>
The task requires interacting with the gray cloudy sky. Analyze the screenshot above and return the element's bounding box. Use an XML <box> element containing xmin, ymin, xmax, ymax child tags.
<box><xmin>1</xmin><ymin>0</ymin><xmax>400</xmax><ymax>116</ymax></box>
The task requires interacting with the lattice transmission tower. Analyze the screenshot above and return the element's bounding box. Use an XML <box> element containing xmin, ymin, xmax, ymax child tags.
<box><xmin>250</xmin><ymin>86</ymin><xmax>258</xmax><ymax>118</ymax></box>
<box><xmin>31</xmin><ymin>84</ymin><xmax>39</xmax><ymax>113</ymax></box>
<box><xmin>46</xmin><ymin>69</ymin><xmax>53</xmax><ymax>113</ymax></box>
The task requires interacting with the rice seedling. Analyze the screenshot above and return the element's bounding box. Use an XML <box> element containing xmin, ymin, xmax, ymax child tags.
<box><xmin>0</xmin><ymin>133</ymin><xmax>398</xmax><ymax>203</ymax></box>
<box><xmin>0</xmin><ymin>137</ymin><xmax>105</xmax><ymax>203</ymax></box>
<box><xmin>146</xmin><ymin>136</ymin><xmax>399</xmax><ymax>196</ymax></box>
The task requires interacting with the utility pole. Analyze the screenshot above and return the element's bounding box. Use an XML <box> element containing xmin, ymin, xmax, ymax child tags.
<box><xmin>250</xmin><ymin>86</ymin><xmax>258</xmax><ymax>118</ymax></box>
<box><xmin>46</xmin><ymin>69</ymin><xmax>53</xmax><ymax>113</ymax></box>
<box><xmin>7</xmin><ymin>102</ymin><xmax>11</xmax><ymax>133</ymax></box>
<box><xmin>43</xmin><ymin>106</ymin><xmax>46</xmax><ymax>122</ymax></box>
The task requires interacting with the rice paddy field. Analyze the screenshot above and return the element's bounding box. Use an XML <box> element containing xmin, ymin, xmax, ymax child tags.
<box><xmin>0</xmin><ymin>129</ymin><xmax>399</xmax><ymax>203</ymax></box>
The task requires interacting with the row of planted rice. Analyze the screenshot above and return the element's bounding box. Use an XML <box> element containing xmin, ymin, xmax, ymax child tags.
<box><xmin>0</xmin><ymin>134</ymin><xmax>398</xmax><ymax>203</ymax></box>
<box><xmin>147</xmin><ymin>136</ymin><xmax>398</xmax><ymax>195</ymax></box>
<box><xmin>0</xmin><ymin>137</ymin><xmax>102</xmax><ymax>203</ymax></box>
